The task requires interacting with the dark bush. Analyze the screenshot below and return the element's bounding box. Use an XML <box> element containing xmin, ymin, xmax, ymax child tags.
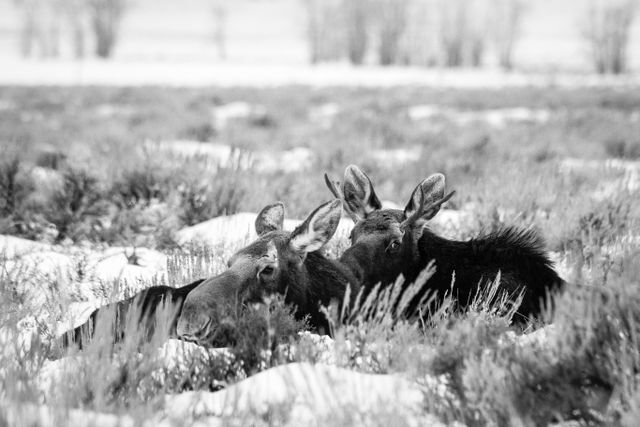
<box><xmin>111</xmin><ymin>168</ymin><xmax>171</xmax><ymax>208</ymax></box>
<box><xmin>0</xmin><ymin>156</ymin><xmax>23</xmax><ymax>217</ymax></box>
<box><xmin>226</xmin><ymin>296</ymin><xmax>307</xmax><ymax>376</ymax></box>
<box><xmin>45</xmin><ymin>166</ymin><xmax>108</xmax><ymax>241</ymax></box>
<box><xmin>179</xmin><ymin>168</ymin><xmax>247</xmax><ymax>226</ymax></box>
<box><xmin>34</xmin><ymin>149</ymin><xmax>67</xmax><ymax>170</ymax></box>
<box><xmin>604</xmin><ymin>138</ymin><xmax>640</xmax><ymax>159</ymax></box>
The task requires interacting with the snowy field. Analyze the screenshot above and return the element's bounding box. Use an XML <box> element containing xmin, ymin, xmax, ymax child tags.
<box><xmin>1</xmin><ymin>0</ymin><xmax>640</xmax><ymax>424</ymax></box>
<box><xmin>3</xmin><ymin>60</ymin><xmax>640</xmax><ymax>88</ymax></box>
<box><xmin>1</xmin><ymin>82</ymin><xmax>640</xmax><ymax>425</ymax></box>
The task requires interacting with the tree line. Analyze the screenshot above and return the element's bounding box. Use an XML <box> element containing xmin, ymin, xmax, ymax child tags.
<box><xmin>11</xmin><ymin>0</ymin><xmax>639</xmax><ymax>74</ymax></box>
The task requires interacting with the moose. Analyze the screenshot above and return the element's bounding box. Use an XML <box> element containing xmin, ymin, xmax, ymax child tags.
<box><xmin>176</xmin><ymin>199</ymin><xmax>357</xmax><ymax>343</ymax></box>
<box><xmin>56</xmin><ymin>279</ymin><xmax>205</xmax><ymax>354</ymax></box>
<box><xmin>57</xmin><ymin>199</ymin><xmax>357</xmax><ymax>352</ymax></box>
<box><xmin>326</xmin><ymin>165</ymin><xmax>564</xmax><ymax>323</ymax></box>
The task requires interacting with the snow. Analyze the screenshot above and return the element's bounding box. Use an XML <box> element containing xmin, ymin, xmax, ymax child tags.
<box><xmin>0</xmin><ymin>235</ymin><xmax>52</xmax><ymax>258</ymax></box>
<box><xmin>408</xmin><ymin>104</ymin><xmax>552</xmax><ymax>128</ymax></box>
<box><xmin>212</xmin><ymin>101</ymin><xmax>268</xmax><ymax>130</ymax></box>
<box><xmin>152</xmin><ymin>140</ymin><xmax>242</xmax><ymax>164</ymax></box>
<box><xmin>430</xmin><ymin>209</ymin><xmax>476</xmax><ymax>238</ymax></box>
<box><xmin>162</xmin><ymin>362</ymin><xmax>445</xmax><ymax>425</ymax></box>
<box><xmin>2</xmin><ymin>241</ymin><xmax>168</xmax><ymax>289</ymax></box>
<box><xmin>152</xmin><ymin>140</ymin><xmax>315</xmax><ymax>173</ymax></box>
<box><xmin>87</xmin><ymin>246</ymin><xmax>168</xmax><ymax>287</ymax></box>
<box><xmin>2</xmin><ymin>59</ymin><xmax>640</xmax><ymax>88</ymax></box>
<box><xmin>308</xmin><ymin>102</ymin><xmax>341</xmax><ymax>128</ymax></box>
<box><xmin>254</xmin><ymin>146</ymin><xmax>315</xmax><ymax>173</ymax></box>
<box><xmin>1</xmin><ymin>403</ymin><xmax>136</xmax><ymax>427</ymax></box>
<box><xmin>0</xmin><ymin>236</ymin><xmax>169</xmax><ymax>322</ymax></box>
<box><xmin>370</xmin><ymin>146</ymin><xmax>422</xmax><ymax>166</ymax></box>
<box><xmin>176</xmin><ymin>213</ymin><xmax>353</xmax><ymax>247</ymax></box>
<box><xmin>54</xmin><ymin>301</ymin><xmax>100</xmax><ymax>336</ymax></box>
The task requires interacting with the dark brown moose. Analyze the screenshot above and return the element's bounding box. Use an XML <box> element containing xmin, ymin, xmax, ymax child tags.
<box><xmin>57</xmin><ymin>199</ymin><xmax>357</xmax><ymax>353</ymax></box>
<box><xmin>326</xmin><ymin>165</ymin><xmax>564</xmax><ymax>323</ymax></box>
<box><xmin>176</xmin><ymin>199</ymin><xmax>358</xmax><ymax>343</ymax></box>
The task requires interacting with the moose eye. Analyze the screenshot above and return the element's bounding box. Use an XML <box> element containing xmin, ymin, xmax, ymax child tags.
<box><xmin>386</xmin><ymin>240</ymin><xmax>401</xmax><ymax>252</ymax></box>
<box><xmin>260</xmin><ymin>265</ymin><xmax>275</xmax><ymax>277</ymax></box>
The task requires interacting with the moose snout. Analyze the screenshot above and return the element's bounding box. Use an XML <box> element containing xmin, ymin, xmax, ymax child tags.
<box><xmin>176</xmin><ymin>306</ymin><xmax>213</xmax><ymax>341</ymax></box>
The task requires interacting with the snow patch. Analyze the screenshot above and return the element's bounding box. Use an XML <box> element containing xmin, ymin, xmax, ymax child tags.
<box><xmin>151</xmin><ymin>140</ymin><xmax>314</xmax><ymax>173</ymax></box>
<box><xmin>370</xmin><ymin>146</ymin><xmax>422</xmax><ymax>166</ymax></box>
<box><xmin>176</xmin><ymin>213</ymin><xmax>353</xmax><ymax>248</ymax></box>
<box><xmin>212</xmin><ymin>102</ymin><xmax>268</xmax><ymax>130</ymax></box>
<box><xmin>308</xmin><ymin>102</ymin><xmax>341</xmax><ymax>128</ymax></box>
<box><xmin>162</xmin><ymin>362</ymin><xmax>443</xmax><ymax>424</ymax></box>
<box><xmin>3</xmin><ymin>60</ymin><xmax>640</xmax><ymax>88</ymax></box>
<box><xmin>0</xmin><ymin>402</ymin><xmax>135</xmax><ymax>427</ymax></box>
<box><xmin>409</xmin><ymin>105</ymin><xmax>552</xmax><ymax>129</ymax></box>
<box><xmin>430</xmin><ymin>209</ymin><xmax>476</xmax><ymax>238</ymax></box>
<box><xmin>0</xmin><ymin>235</ymin><xmax>52</xmax><ymax>258</ymax></box>
<box><xmin>254</xmin><ymin>147</ymin><xmax>315</xmax><ymax>173</ymax></box>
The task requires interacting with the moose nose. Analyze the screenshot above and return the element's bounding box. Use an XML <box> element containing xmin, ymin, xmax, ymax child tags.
<box><xmin>176</xmin><ymin>310</ymin><xmax>212</xmax><ymax>341</ymax></box>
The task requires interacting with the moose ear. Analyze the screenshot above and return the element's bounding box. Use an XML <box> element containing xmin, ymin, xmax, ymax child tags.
<box><xmin>324</xmin><ymin>173</ymin><xmax>344</xmax><ymax>200</ymax></box>
<box><xmin>290</xmin><ymin>199</ymin><xmax>342</xmax><ymax>254</ymax></box>
<box><xmin>342</xmin><ymin>165</ymin><xmax>382</xmax><ymax>222</ymax></box>
<box><xmin>255</xmin><ymin>202</ymin><xmax>285</xmax><ymax>236</ymax></box>
<box><xmin>404</xmin><ymin>173</ymin><xmax>447</xmax><ymax>222</ymax></box>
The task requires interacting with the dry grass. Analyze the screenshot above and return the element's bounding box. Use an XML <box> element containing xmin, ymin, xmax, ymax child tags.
<box><xmin>0</xmin><ymin>85</ymin><xmax>639</xmax><ymax>424</ymax></box>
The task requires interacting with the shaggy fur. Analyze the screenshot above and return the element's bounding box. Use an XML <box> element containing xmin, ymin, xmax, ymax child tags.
<box><xmin>58</xmin><ymin>279</ymin><xmax>205</xmax><ymax>352</ymax></box>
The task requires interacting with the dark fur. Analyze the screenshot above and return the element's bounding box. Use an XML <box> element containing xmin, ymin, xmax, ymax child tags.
<box><xmin>331</xmin><ymin>166</ymin><xmax>565</xmax><ymax>323</ymax></box>
<box><xmin>179</xmin><ymin>230</ymin><xmax>359</xmax><ymax>342</ymax></box>
<box><xmin>296</xmin><ymin>251</ymin><xmax>359</xmax><ymax>331</ymax></box>
<box><xmin>58</xmin><ymin>279</ymin><xmax>204</xmax><ymax>352</ymax></box>
<box><xmin>177</xmin><ymin>200</ymin><xmax>358</xmax><ymax>343</ymax></box>
<box><xmin>340</xmin><ymin>208</ymin><xmax>564</xmax><ymax>322</ymax></box>
<box><xmin>415</xmin><ymin>227</ymin><xmax>562</xmax><ymax>320</ymax></box>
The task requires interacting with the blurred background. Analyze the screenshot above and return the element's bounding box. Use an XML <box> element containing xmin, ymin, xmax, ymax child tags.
<box><xmin>0</xmin><ymin>0</ymin><xmax>639</xmax><ymax>259</ymax></box>
<box><xmin>1</xmin><ymin>0</ymin><xmax>639</xmax><ymax>75</ymax></box>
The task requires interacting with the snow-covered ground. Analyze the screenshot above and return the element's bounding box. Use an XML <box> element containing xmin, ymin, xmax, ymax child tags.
<box><xmin>1</xmin><ymin>60</ymin><xmax>640</xmax><ymax>88</ymax></box>
<box><xmin>408</xmin><ymin>105</ymin><xmax>553</xmax><ymax>128</ymax></box>
<box><xmin>0</xmin><ymin>235</ymin><xmax>168</xmax><ymax>314</ymax></box>
<box><xmin>163</xmin><ymin>362</ymin><xmax>434</xmax><ymax>424</ymax></box>
<box><xmin>151</xmin><ymin>139</ymin><xmax>314</xmax><ymax>173</ymax></box>
<box><xmin>175</xmin><ymin>207</ymin><xmax>473</xmax><ymax>248</ymax></box>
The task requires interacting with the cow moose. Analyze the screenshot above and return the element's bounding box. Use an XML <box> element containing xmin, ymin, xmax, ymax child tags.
<box><xmin>176</xmin><ymin>199</ymin><xmax>358</xmax><ymax>344</ymax></box>
<box><xmin>54</xmin><ymin>279</ymin><xmax>205</xmax><ymax>356</ymax></box>
<box><xmin>56</xmin><ymin>199</ymin><xmax>357</xmax><ymax>353</ymax></box>
<box><xmin>326</xmin><ymin>165</ymin><xmax>564</xmax><ymax>323</ymax></box>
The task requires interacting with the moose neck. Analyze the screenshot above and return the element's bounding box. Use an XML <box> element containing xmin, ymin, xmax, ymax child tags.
<box><xmin>338</xmin><ymin>243</ymin><xmax>378</xmax><ymax>291</ymax></box>
<box><xmin>290</xmin><ymin>251</ymin><xmax>360</xmax><ymax>332</ymax></box>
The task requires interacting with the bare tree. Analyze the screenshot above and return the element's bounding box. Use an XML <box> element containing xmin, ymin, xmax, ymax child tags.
<box><xmin>212</xmin><ymin>0</ymin><xmax>227</xmax><ymax>60</ymax></box>
<box><xmin>397</xmin><ymin>0</ymin><xmax>431</xmax><ymax>65</ymax></box>
<box><xmin>436</xmin><ymin>0</ymin><xmax>488</xmax><ymax>67</ymax></box>
<box><xmin>490</xmin><ymin>0</ymin><xmax>526</xmax><ymax>71</ymax></box>
<box><xmin>582</xmin><ymin>0</ymin><xmax>638</xmax><ymax>74</ymax></box>
<box><xmin>375</xmin><ymin>0</ymin><xmax>408</xmax><ymax>65</ymax></box>
<box><xmin>344</xmin><ymin>0</ymin><xmax>369</xmax><ymax>65</ymax></box>
<box><xmin>304</xmin><ymin>0</ymin><xmax>345</xmax><ymax>63</ymax></box>
<box><xmin>88</xmin><ymin>0</ymin><xmax>127</xmax><ymax>58</ymax></box>
<box><xmin>14</xmin><ymin>0</ymin><xmax>62</xmax><ymax>58</ymax></box>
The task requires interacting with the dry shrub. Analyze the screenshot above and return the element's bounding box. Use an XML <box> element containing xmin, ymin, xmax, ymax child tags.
<box><xmin>582</xmin><ymin>0</ymin><xmax>638</xmax><ymax>74</ymax></box>
<box><xmin>436</xmin><ymin>0</ymin><xmax>488</xmax><ymax>67</ymax></box>
<box><xmin>374</xmin><ymin>0</ymin><xmax>409</xmax><ymax>65</ymax></box>
<box><xmin>304</xmin><ymin>0</ymin><xmax>345</xmax><ymax>63</ymax></box>
<box><xmin>88</xmin><ymin>0</ymin><xmax>127</xmax><ymax>58</ymax></box>
<box><xmin>489</xmin><ymin>0</ymin><xmax>526</xmax><ymax>70</ymax></box>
